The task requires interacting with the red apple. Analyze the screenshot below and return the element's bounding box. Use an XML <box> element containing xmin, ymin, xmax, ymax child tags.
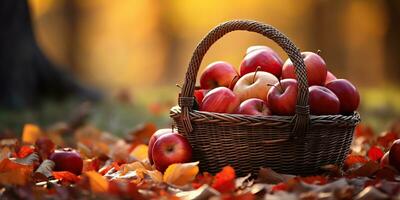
<box><xmin>246</xmin><ymin>45</ymin><xmax>268</xmax><ymax>54</ymax></box>
<box><xmin>325</xmin><ymin>79</ymin><xmax>360</xmax><ymax>114</ymax></box>
<box><xmin>194</xmin><ymin>89</ymin><xmax>209</xmax><ymax>105</ymax></box>
<box><xmin>237</xmin><ymin>98</ymin><xmax>271</xmax><ymax>116</ymax></box>
<box><xmin>200</xmin><ymin>61</ymin><xmax>238</xmax><ymax>89</ymax></box>
<box><xmin>49</xmin><ymin>148</ymin><xmax>83</xmax><ymax>175</ymax></box>
<box><xmin>282</xmin><ymin>51</ymin><xmax>327</xmax><ymax>86</ymax></box>
<box><xmin>324</xmin><ymin>71</ymin><xmax>337</xmax><ymax>85</ymax></box>
<box><xmin>152</xmin><ymin>133</ymin><xmax>192</xmax><ymax>172</ymax></box>
<box><xmin>148</xmin><ymin>129</ymin><xmax>175</xmax><ymax>165</ymax></box>
<box><xmin>267</xmin><ymin>79</ymin><xmax>298</xmax><ymax>115</ymax></box>
<box><xmin>381</xmin><ymin>151</ymin><xmax>390</xmax><ymax>168</ymax></box>
<box><xmin>200</xmin><ymin>87</ymin><xmax>240</xmax><ymax>114</ymax></box>
<box><xmin>233</xmin><ymin>71</ymin><xmax>278</xmax><ymax>102</ymax></box>
<box><xmin>389</xmin><ymin>139</ymin><xmax>400</xmax><ymax>171</ymax></box>
<box><xmin>240</xmin><ymin>46</ymin><xmax>283</xmax><ymax>78</ymax></box>
<box><xmin>308</xmin><ymin>86</ymin><xmax>340</xmax><ymax>115</ymax></box>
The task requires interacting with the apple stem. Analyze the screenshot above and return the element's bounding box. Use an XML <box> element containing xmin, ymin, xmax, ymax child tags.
<box><xmin>176</xmin><ymin>84</ymin><xmax>182</xmax><ymax>89</ymax></box>
<box><xmin>253</xmin><ymin>66</ymin><xmax>261</xmax><ymax>84</ymax></box>
<box><xmin>171</xmin><ymin>124</ymin><xmax>175</xmax><ymax>132</ymax></box>
<box><xmin>229</xmin><ymin>75</ymin><xmax>239</xmax><ymax>89</ymax></box>
<box><xmin>278</xmin><ymin>80</ymin><xmax>284</xmax><ymax>93</ymax></box>
<box><xmin>317</xmin><ymin>49</ymin><xmax>322</xmax><ymax>55</ymax></box>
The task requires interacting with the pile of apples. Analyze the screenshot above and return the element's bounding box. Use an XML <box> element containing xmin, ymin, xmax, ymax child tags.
<box><xmin>195</xmin><ymin>46</ymin><xmax>360</xmax><ymax>116</ymax></box>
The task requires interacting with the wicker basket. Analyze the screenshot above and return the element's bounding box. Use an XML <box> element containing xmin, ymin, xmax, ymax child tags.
<box><xmin>170</xmin><ymin>20</ymin><xmax>361</xmax><ymax>176</ymax></box>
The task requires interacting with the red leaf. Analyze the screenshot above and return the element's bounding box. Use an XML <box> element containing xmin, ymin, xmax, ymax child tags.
<box><xmin>272</xmin><ymin>182</ymin><xmax>288</xmax><ymax>192</ymax></box>
<box><xmin>17</xmin><ymin>146</ymin><xmax>35</xmax><ymax>158</ymax></box>
<box><xmin>52</xmin><ymin>171</ymin><xmax>80</xmax><ymax>183</ymax></box>
<box><xmin>192</xmin><ymin>172</ymin><xmax>214</xmax><ymax>189</ymax></box>
<box><xmin>377</xmin><ymin>132</ymin><xmax>399</xmax><ymax>149</ymax></box>
<box><xmin>211</xmin><ymin>166</ymin><xmax>236</xmax><ymax>193</ymax></box>
<box><xmin>367</xmin><ymin>146</ymin><xmax>384</xmax><ymax>161</ymax></box>
<box><xmin>344</xmin><ymin>154</ymin><xmax>368</xmax><ymax>169</ymax></box>
<box><xmin>300</xmin><ymin>176</ymin><xmax>328</xmax><ymax>185</ymax></box>
<box><xmin>354</xmin><ymin>124</ymin><xmax>374</xmax><ymax>138</ymax></box>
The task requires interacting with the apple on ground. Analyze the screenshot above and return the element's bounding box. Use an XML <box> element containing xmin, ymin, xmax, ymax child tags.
<box><xmin>308</xmin><ymin>86</ymin><xmax>340</xmax><ymax>115</ymax></box>
<box><xmin>148</xmin><ymin>129</ymin><xmax>176</xmax><ymax>165</ymax></box>
<box><xmin>267</xmin><ymin>79</ymin><xmax>298</xmax><ymax>115</ymax></box>
<box><xmin>194</xmin><ymin>89</ymin><xmax>209</xmax><ymax>105</ymax></box>
<box><xmin>282</xmin><ymin>51</ymin><xmax>327</xmax><ymax>86</ymax></box>
<box><xmin>237</xmin><ymin>98</ymin><xmax>271</xmax><ymax>116</ymax></box>
<box><xmin>200</xmin><ymin>87</ymin><xmax>240</xmax><ymax>114</ymax></box>
<box><xmin>389</xmin><ymin>139</ymin><xmax>400</xmax><ymax>171</ymax></box>
<box><xmin>240</xmin><ymin>46</ymin><xmax>283</xmax><ymax>78</ymax></box>
<box><xmin>152</xmin><ymin>132</ymin><xmax>192</xmax><ymax>172</ymax></box>
<box><xmin>324</xmin><ymin>71</ymin><xmax>337</xmax><ymax>85</ymax></box>
<box><xmin>200</xmin><ymin>61</ymin><xmax>239</xmax><ymax>90</ymax></box>
<box><xmin>233</xmin><ymin>71</ymin><xmax>278</xmax><ymax>102</ymax></box>
<box><xmin>49</xmin><ymin>148</ymin><xmax>83</xmax><ymax>175</ymax></box>
<box><xmin>325</xmin><ymin>79</ymin><xmax>360</xmax><ymax>114</ymax></box>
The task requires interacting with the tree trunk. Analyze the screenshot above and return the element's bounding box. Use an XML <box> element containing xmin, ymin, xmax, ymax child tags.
<box><xmin>384</xmin><ymin>0</ymin><xmax>400</xmax><ymax>84</ymax></box>
<box><xmin>0</xmin><ymin>0</ymin><xmax>100</xmax><ymax>109</ymax></box>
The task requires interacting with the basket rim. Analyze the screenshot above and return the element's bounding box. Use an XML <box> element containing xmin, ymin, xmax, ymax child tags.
<box><xmin>170</xmin><ymin>105</ymin><xmax>361</xmax><ymax>128</ymax></box>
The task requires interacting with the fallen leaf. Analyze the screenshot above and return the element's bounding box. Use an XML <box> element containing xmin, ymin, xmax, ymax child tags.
<box><xmin>377</xmin><ymin>131</ymin><xmax>398</xmax><ymax>149</ymax></box>
<box><xmin>0</xmin><ymin>158</ymin><xmax>33</xmax><ymax>185</ymax></box>
<box><xmin>0</xmin><ymin>147</ymin><xmax>12</xmax><ymax>161</ymax></box>
<box><xmin>17</xmin><ymin>145</ymin><xmax>35</xmax><ymax>158</ymax></box>
<box><xmin>53</xmin><ymin>171</ymin><xmax>80</xmax><ymax>183</ymax></box>
<box><xmin>85</xmin><ymin>171</ymin><xmax>109</xmax><ymax>193</ymax></box>
<box><xmin>130</xmin><ymin>144</ymin><xmax>148</xmax><ymax>161</ymax></box>
<box><xmin>367</xmin><ymin>146</ymin><xmax>384</xmax><ymax>161</ymax></box>
<box><xmin>354</xmin><ymin>124</ymin><xmax>374</xmax><ymax>138</ymax></box>
<box><xmin>22</xmin><ymin>124</ymin><xmax>42</xmax><ymax>144</ymax></box>
<box><xmin>211</xmin><ymin>165</ymin><xmax>236</xmax><ymax>193</ymax></box>
<box><xmin>176</xmin><ymin>184</ymin><xmax>220</xmax><ymax>200</ymax></box>
<box><xmin>257</xmin><ymin>168</ymin><xmax>293</xmax><ymax>184</ymax></box>
<box><xmin>344</xmin><ymin>154</ymin><xmax>368</xmax><ymax>169</ymax></box>
<box><xmin>354</xmin><ymin>186</ymin><xmax>388</xmax><ymax>200</ymax></box>
<box><xmin>33</xmin><ymin>159</ymin><xmax>55</xmax><ymax>182</ymax></box>
<box><xmin>299</xmin><ymin>176</ymin><xmax>328</xmax><ymax>185</ymax></box>
<box><xmin>128</xmin><ymin>123</ymin><xmax>157</xmax><ymax>145</ymax></box>
<box><xmin>348</xmin><ymin>161</ymin><xmax>380</xmax><ymax>177</ymax></box>
<box><xmin>163</xmin><ymin>162</ymin><xmax>199</xmax><ymax>186</ymax></box>
<box><xmin>82</xmin><ymin>158</ymin><xmax>101</xmax><ymax>172</ymax></box>
<box><xmin>192</xmin><ymin>172</ymin><xmax>213</xmax><ymax>189</ymax></box>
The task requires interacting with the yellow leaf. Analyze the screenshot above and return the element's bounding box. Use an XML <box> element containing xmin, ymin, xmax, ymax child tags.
<box><xmin>85</xmin><ymin>171</ymin><xmax>109</xmax><ymax>193</ymax></box>
<box><xmin>130</xmin><ymin>144</ymin><xmax>148</xmax><ymax>161</ymax></box>
<box><xmin>144</xmin><ymin>170</ymin><xmax>163</xmax><ymax>183</ymax></box>
<box><xmin>22</xmin><ymin>124</ymin><xmax>42</xmax><ymax>144</ymax></box>
<box><xmin>121</xmin><ymin>161</ymin><xmax>146</xmax><ymax>175</ymax></box>
<box><xmin>163</xmin><ymin>162</ymin><xmax>199</xmax><ymax>186</ymax></box>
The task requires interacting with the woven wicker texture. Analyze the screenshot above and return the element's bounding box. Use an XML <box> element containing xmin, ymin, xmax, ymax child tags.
<box><xmin>170</xmin><ymin>20</ymin><xmax>361</xmax><ymax>176</ymax></box>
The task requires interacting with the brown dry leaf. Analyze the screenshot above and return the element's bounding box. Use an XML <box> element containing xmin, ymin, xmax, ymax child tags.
<box><xmin>121</xmin><ymin>161</ymin><xmax>147</xmax><ymax>175</ymax></box>
<box><xmin>354</xmin><ymin>186</ymin><xmax>388</xmax><ymax>200</ymax></box>
<box><xmin>109</xmin><ymin>140</ymin><xmax>131</xmax><ymax>163</ymax></box>
<box><xmin>0</xmin><ymin>158</ymin><xmax>33</xmax><ymax>185</ymax></box>
<box><xmin>130</xmin><ymin>144</ymin><xmax>148</xmax><ymax>161</ymax></box>
<box><xmin>143</xmin><ymin>169</ymin><xmax>163</xmax><ymax>183</ymax></box>
<box><xmin>33</xmin><ymin>159</ymin><xmax>55</xmax><ymax>182</ymax></box>
<box><xmin>257</xmin><ymin>167</ymin><xmax>294</xmax><ymax>184</ymax></box>
<box><xmin>22</xmin><ymin>124</ymin><xmax>42</xmax><ymax>144</ymax></box>
<box><xmin>163</xmin><ymin>162</ymin><xmax>199</xmax><ymax>186</ymax></box>
<box><xmin>85</xmin><ymin>171</ymin><xmax>109</xmax><ymax>193</ymax></box>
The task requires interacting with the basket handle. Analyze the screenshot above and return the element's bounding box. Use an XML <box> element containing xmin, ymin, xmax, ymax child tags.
<box><xmin>178</xmin><ymin>20</ymin><xmax>310</xmax><ymax>139</ymax></box>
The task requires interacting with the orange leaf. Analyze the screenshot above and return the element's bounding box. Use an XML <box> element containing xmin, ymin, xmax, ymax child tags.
<box><xmin>163</xmin><ymin>162</ymin><xmax>199</xmax><ymax>186</ymax></box>
<box><xmin>0</xmin><ymin>158</ymin><xmax>33</xmax><ymax>185</ymax></box>
<box><xmin>211</xmin><ymin>166</ymin><xmax>236</xmax><ymax>193</ymax></box>
<box><xmin>53</xmin><ymin>171</ymin><xmax>80</xmax><ymax>183</ymax></box>
<box><xmin>85</xmin><ymin>171</ymin><xmax>109</xmax><ymax>193</ymax></box>
<box><xmin>22</xmin><ymin>124</ymin><xmax>42</xmax><ymax>144</ymax></box>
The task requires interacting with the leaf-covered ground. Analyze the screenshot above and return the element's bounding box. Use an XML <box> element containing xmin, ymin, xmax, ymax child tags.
<box><xmin>1</xmin><ymin>119</ymin><xmax>400</xmax><ymax>200</ymax></box>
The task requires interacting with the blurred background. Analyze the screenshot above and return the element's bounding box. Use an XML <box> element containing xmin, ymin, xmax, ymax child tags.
<box><xmin>1</xmin><ymin>0</ymin><xmax>399</xmax><ymax>135</ymax></box>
